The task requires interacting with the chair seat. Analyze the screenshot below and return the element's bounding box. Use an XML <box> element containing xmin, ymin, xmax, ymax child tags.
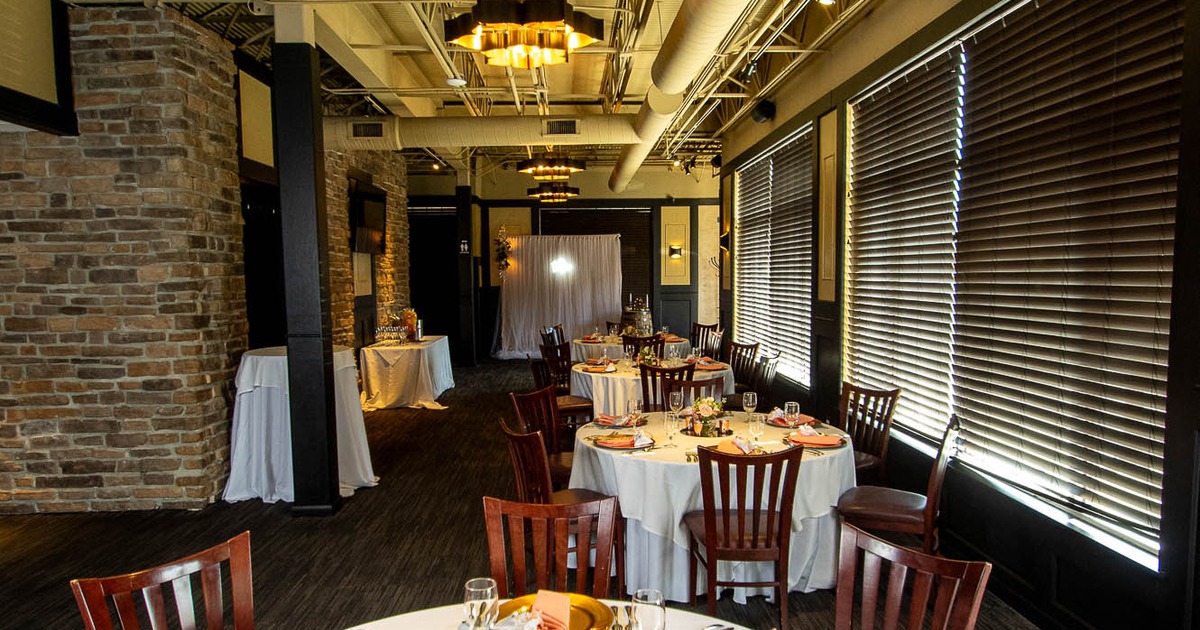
<box><xmin>551</xmin><ymin>487</ymin><xmax>608</xmax><ymax>504</ymax></box>
<box><xmin>837</xmin><ymin>486</ymin><xmax>926</xmax><ymax>527</ymax></box>
<box><xmin>549</xmin><ymin>452</ymin><xmax>573</xmax><ymax>485</ymax></box>
<box><xmin>854</xmin><ymin>451</ymin><xmax>884</xmax><ymax>485</ymax></box>
<box><xmin>557</xmin><ymin>395</ymin><xmax>593</xmax><ymax>414</ymax></box>
<box><xmin>681</xmin><ymin>510</ymin><xmax>783</xmax><ymax>553</ymax></box>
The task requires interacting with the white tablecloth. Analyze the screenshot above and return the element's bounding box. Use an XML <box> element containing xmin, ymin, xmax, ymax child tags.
<box><xmin>223</xmin><ymin>345</ymin><xmax>377</xmax><ymax>503</ymax></box>
<box><xmin>360</xmin><ymin>336</ymin><xmax>455</xmax><ymax>410</ymax></box>
<box><xmin>570</xmin><ymin>362</ymin><xmax>735</xmax><ymax>417</ymax></box>
<box><xmin>570</xmin><ymin>413</ymin><xmax>856</xmax><ymax>603</ymax></box>
<box><xmin>570</xmin><ymin>337</ymin><xmax>692</xmax><ymax>362</ymax></box>
<box><xmin>346</xmin><ymin>600</ymin><xmax>750</xmax><ymax>629</ymax></box>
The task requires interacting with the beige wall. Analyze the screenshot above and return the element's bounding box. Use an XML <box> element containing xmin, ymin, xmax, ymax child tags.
<box><xmin>697</xmin><ymin>204</ymin><xmax>720</xmax><ymax>324</ymax></box>
<box><xmin>238</xmin><ymin>70</ymin><xmax>273</xmax><ymax>167</ymax></box>
<box><xmin>0</xmin><ymin>0</ymin><xmax>58</xmax><ymax>103</ymax></box>
<box><xmin>660</xmin><ymin>206</ymin><xmax>691</xmax><ymax>286</ymax></box>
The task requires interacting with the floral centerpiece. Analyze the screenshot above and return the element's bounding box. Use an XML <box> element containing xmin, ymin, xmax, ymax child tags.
<box><xmin>637</xmin><ymin>345</ymin><xmax>659</xmax><ymax>366</ymax></box>
<box><xmin>689</xmin><ymin>396</ymin><xmax>728</xmax><ymax>437</ymax></box>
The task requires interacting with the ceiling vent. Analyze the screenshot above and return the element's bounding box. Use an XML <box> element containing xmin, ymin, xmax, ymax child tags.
<box><xmin>544</xmin><ymin>119</ymin><xmax>580</xmax><ymax>136</ymax></box>
<box><xmin>352</xmin><ymin>122</ymin><xmax>385</xmax><ymax>138</ymax></box>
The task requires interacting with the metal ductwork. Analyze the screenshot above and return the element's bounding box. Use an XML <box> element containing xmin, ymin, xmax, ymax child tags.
<box><xmin>324</xmin><ymin>114</ymin><xmax>640</xmax><ymax>151</ymax></box>
<box><xmin>608</xmin><ymin>0</ymin><xmax>757</xmax><ymax>192</ymax></box>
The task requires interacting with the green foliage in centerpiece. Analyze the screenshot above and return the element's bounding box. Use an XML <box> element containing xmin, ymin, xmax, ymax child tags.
<box><xmin>691</xmin><ymin>396</ymin><xmax>726</xmax><ymax>437</ymax></box>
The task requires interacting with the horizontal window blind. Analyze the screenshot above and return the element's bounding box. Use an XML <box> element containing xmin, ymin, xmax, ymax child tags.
<box><xmin>952</xmin><ymin>0</ymin><xmax>1180</xmax><ymax>547</ymax></box>
<box><xmin>845</xmin><ymin>49</ymin><xmax>964</xmax><ymax>439</ymax></box>
<box><xmin>735</xmin><ymin>127</ymin><xmax>814</xmax><ymax>386</ymax></box>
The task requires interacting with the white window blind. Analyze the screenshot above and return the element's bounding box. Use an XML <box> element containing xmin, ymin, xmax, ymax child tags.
<box><xmin>734</xmin><ymin>127</ymin><xmax>814</xmax><ymax>386</ymax></box>
<box><xmin>845</xmin><ymin>48</ymin><xmax>964</xmax><ymax>439</ymax></box>
<box><xmin>952</xmin><ymin>0</ymin><xmax>1180</xmax><ymax>550</ymax></box>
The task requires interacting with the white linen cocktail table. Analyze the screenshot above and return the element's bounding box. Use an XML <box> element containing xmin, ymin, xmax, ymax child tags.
<box><xmin>223</xmin><ymin>345</ymin><xmax>377</xmax><ymax>503</ymax></box>
<box><xmin>570</xmin><ymin>361</ymin><xmax>735</xmax><ymax>417</ymax></box>
<box><xmin>360</xmin><ymin>335</ymin><xmax>455</xmax><ymax>410</ymax></box>
<box><xmin>570</xmin><ymin>413</ymin><xmax>856</xmax><ymax>603</ymax></box>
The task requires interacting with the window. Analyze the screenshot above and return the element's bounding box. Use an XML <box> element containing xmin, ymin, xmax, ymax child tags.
<box><xmin>844</xmin><ymin>0</ymin><xmax>1181</xmax><ymax>560</ymax></box>
<box><xmin>734</xmin><ymin>127</ymin><xmax>814</xmax><ymax>386</ymax></box>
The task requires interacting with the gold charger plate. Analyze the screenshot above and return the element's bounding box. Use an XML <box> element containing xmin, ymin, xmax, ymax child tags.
<box><xmin>498</xmin><ymin>593</ymin><xmax>614</xmax><ymax>630</ymax></box>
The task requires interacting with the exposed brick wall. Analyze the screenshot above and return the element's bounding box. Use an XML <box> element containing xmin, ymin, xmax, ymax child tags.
<box><xmin>0</xmin><ymin>7</ymin><xmax>245</xmax><ymax>512</ymax></box>
<box><xmin>324</xmin><ymin>151</ymin><xmax>409</xmax><ymax>347</ymax></box>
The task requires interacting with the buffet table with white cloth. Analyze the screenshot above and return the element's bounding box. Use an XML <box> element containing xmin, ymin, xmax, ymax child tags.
<box><xmin>570</xmin><ymin>361</ymin><xmax>734</xmax><ymax>417</ymax></box>
<box><xmin>570</xmin><ymin>336</ymin><xmax>691</xmax><ymax>362</ymax></box>
<box><xmin>224</xmin><ymin>345</ymin><xmax>377</xmax><ymax>503</ymax></box>
<box><xmin>360</xmin><ymin>335</ymin><xmax>455</xmax><ymax>410</ymax></box>
<box><xmin>570</xmin><ymin>413</ymin><xmax>856</xmax><ymax>603</ymax></box>
<box><xmin>346</xmin><ymin>599</ymin><xmax>750</xmax><ymax>629</ymax></box>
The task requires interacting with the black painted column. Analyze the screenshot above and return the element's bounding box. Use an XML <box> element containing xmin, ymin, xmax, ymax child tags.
<box><xmin>454</xmin><ymin>185</ymin><xmax>477</xmax><ymax>366</ymax></box>
<box><xmin>272</xmin><ymin>42</ymin><xmax>340</xmax><ymax>515</ymax></box>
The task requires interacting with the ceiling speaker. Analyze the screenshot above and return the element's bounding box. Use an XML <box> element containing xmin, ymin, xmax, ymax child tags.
<box><xmin>710</xmin><ymin>155</ymin><xmax>722</xmax><ymax>169</ymax></box>
<box><xmin>751</xmin><ymin>100</ymin><xmax>775</xmax><ymax>123</ymax></box>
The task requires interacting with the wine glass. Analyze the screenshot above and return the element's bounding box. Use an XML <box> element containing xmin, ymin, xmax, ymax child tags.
<box><xmin>665</xmin><ymin>411</ymin><xmax>680</xmax><ymax>445</ymax></box>
<box><xmin>631</xmin><ymin>588</ymin><xmax>666</xmax><ymax>630</ymax></box>
<box><xmin>669</xmin><ymin>391</ymin><xmax>684</xmax><ymax>417</ymax></box>
<box><xmin>743</xmin><ymin>391</ymin><xmax>758</xmax><ymax>416</ymax></box>
<box><xmin>784</xmin><ymin>401</ymin><xmax>801</xmax><ymax>428</ymax></box>
<box><xmin>628</xmin><ymin>397</ymin><xmax>642</xmax><ymax>420</ymax></box>
<box><xmin>749</xmin><ymin>412</ymin><xmax>765</xmax><ymax>445</ymax></box>
<box><xmin>462</xmin><ymin>577</ymin><xmax>498</xmax><ymax>630</ymax></box>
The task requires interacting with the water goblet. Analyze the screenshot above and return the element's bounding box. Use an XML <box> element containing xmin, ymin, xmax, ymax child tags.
<box><xmin>628</xmin><ymin>398</ymin><xmax>643</xmax><ymax>419</ymax></box>
<box><xmin>669</xmin><ymin>391</ymin><xmax>684</xmax><ymax>417</ymax></box>
<box><xmin>462</xmin><ymin>577</ymin><xmax>498</xmax><ymax>630</ymax></box>
<box><xmin>743</xmin><ymin>391</ymin><xmax>758</xmax><ymax>416</ymax></box>
<box><xmin>749</xmin><ymin>413</ymin><xmax>766</xmax><ymax>446</ymax></box>
<box><xmin>631</xmin><ymin>588</ymin><xmax>666</xmax><ymax>630</ymax></box>
<box><xmin>665</xmin><ymin>411</ymin><xmax>679</xmax><ymax>444</ymax></box>
<box><xmin>784</xmin><ymin>401</ymin><xmax>801</xmax><ymax>428</ymax></box>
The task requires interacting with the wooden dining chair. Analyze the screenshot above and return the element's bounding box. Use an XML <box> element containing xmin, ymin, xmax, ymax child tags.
<box><xmin>725</xmin><ymin>340</ymin><xmax>760</xmax><ymax>391</ymax></box>
<box><xmin>510</xmin><ymin>385</ymin><xmax>573</xmax><ymax>486</ymax></box>
<box><xmin>663</xmin><ymin>377</ymin><xmax>725</xmax><ymax>409</ymax></box>
<box><xmin>690</xmin><ymin>322</ymin><xmax>719</xmax><ymax>349</ymax></box>
<box><xmin>483</xmin><ymin>495</ymin><xmax>620</xmax><ymax>599</ymax></box>
<box><xmin>838</xmin><ymin>382</ymin><xmax>902</xmax><ymax>486</ymax></box>
<box><xmin>685</xmin><ymin>445</ymin><xmax>805</xmax><ymax>630</ymax></box>
<box><xmin>528</xmin><ymin>353</ymin><xmax>593</xmax><ymax>434</ymax></box>
<box><xmin>71</xmin><ymin>531</ymin><xmax>254</xmax><ymax>630</ymax></box>
<box><xmin>622</xmin><ymin>334</ymin><xmax>665</xmax><ymax>358</ymax></box>
<box><xmin>499</xmin><ymin>425</ymin><xmax>625</xmax><ymax>594</ymax></box>
<box><xmin>836</xmin><ymin>416</ymin><xmax>961</xmax><ymax>554</ymax></box>
<box><xmin>696</xmin><ymin>327</ymin><xmax>724</xmax><ymax>359</ymax></box>
<box><xmin>836</xmin><ymin>522</ymin><xmax>992</xmax><ymax>630</ymax></box>
<box><xmin>752</xmin><ymin>350</ymin><xmax>781</xmax><ymax>407</ymax></box>
<box><xmin>639</xmin><ymin>363</ymin><xmax>696</xmax><ymax>412</ymax></box>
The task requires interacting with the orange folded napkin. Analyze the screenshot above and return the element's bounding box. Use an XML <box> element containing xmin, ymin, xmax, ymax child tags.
<box><xmin>582</xmin><ymin>365</ymin><xmax>613</xmax><ymax>373</ymax></box>
<box><xmin>585</xmin><ymin>357</ymin><xmax>605</xmax><ymax>365</ymax></box>
<box><xmin>664</xmin><ymin>334</ymin><xmax>685</xmax><ymax>342</ymax></box>
<box><xmin>768</xmin><ymin>413</ymin><xmax>816</xmax><ymax>427</ymax></box>
<box><xmin>532</xmin><ymin>590</ymin><xmax>570</xmax><ymax>630</ymax></box>
<box><xmin>595</xmin><ymin>435</ymin><xmax>636</xmax><ymax>448</ymax></box>
<box><xmin>595</xmin><ymin>413</ymin><xmax>640</xmax><ymax>426</ymax></box>
<box><xmin>786</xmin><ymin>432</ymin><xmax>844</xmax><ymax>447</ymax></box>
<box><xmin>696</xmin><ymin>362</ymin><xmax>726</xmax><ymax>371</ymax></box>
<box><xmin>717</xmin><ymin>436</ymin><xmax>756</xmax><ymax>454</ymax></box>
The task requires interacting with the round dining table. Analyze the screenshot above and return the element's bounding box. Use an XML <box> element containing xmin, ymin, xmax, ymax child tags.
<box><xmin>570</xmin><ymin>412</ymin><xmax>856</xmax><ymax>604</ymax></box>
<box><xmin>346</xmin><ymin>599</ymin><xmax>751</xmax><ymax>629</ymax></box>
<box><xmin>570</xmin><ymin>361</ymin><xmax>735</xmax><ymax>417</ymax></box>
<box><xmin>570</xmin><ymin>336</ymin><xmax>692</xmax><ymax>363</ymax></box>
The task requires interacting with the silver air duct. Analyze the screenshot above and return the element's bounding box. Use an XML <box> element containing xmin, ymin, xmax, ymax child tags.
<box><xmin>324</xmin><ymin>114</ymin><xmax>640</xmax><ymax>151</ymax></box>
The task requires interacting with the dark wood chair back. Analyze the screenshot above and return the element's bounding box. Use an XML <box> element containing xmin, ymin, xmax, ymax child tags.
<box><xmin>540</xmin><ymin>324</ymin><xmax>566</xmax><ymax>347</ymax></box>
<box><xmin>752</xmin><ymin>351</ymin><xmax>781</xmax><ymax>403</ymax></box>
<box><xmin>836</xmin><ymin>522</ymin><xmax>992</xmax><ymax>630</ymax></box>
<box><xmin>690</xmin><ymin>322</ymin><xmax>719</xmax><ymax>349</ymax></box>
<box><xmin>71</xmin><ymin>531</ymin><xmax>254</xmax><ymax>630</ymax></box>
<box><xmin>695</xmin><ymin>445</ymin><xmax>804</xmax><ymax>560</ymax></box>
<box><xmin>528</xmin><ymin>354</ymin><xmax>553</xmax><ymax>390</ymax></box>
<box><xmin>501</xmin><ymin>425</ymin><xmax>556</xmax><ymax>504</ymax></box>
<box><xmin>839</xmin><ymin>382</ymin><xmax>902</xmax><ymax>482</ymax></box>
<box><xmin>664</xmin><ymin>378</ymin><xmax>725</xmax><ymax>409</ymax></box>
<box><xmin>696</xmin><ymin>328</ymin><xmax>724</xmax><ymax>358</ymax></box>
<box><xmin>538</xmin><ymin>342</ymin><xmax>574</xmax><ymax>395</ymax></box>
<box><xmin>725</xmin><ymin>340</ymin><xmax>760</xmax><ymax>386</ymax></box>
<box><xmin>509</xmin><ymin>385</ymin><xmax>561</xmax><ymax>456</ymax></box>
<box><xmin>622</xmin><ymin>334</ymin><xmax>665</xmax><ymax>358</ymax></box>
<box><xmin>483</xmin><ymin>496</ymin><xmax>619</xmax><ymax>599</ymax></box>
<box><xmin>639</xmin><ymin>363</ymin><xmax>696</xmax><ymax>411</ymax></box>
<box><xmin>924</xmin><ymin>415</ymin><xmax>961</xmax><ymax>535</ymax></box>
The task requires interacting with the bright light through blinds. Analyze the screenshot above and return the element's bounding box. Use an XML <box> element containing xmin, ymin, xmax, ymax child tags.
<box><xmin>734</xmin><ymin>126</ymin><xmax>814</xmax><ymax>386</ymax></box>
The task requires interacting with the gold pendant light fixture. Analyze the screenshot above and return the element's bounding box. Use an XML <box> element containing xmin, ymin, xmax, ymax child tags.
<box><xmin>517</xmin><ymin>154</ymin><xmax>586</xmax><ymax>181</ymax></box>
<box><xmin>445</xmin><ymin>0</ymin><xmax>604</xmax><ymax>70</ymax></box>
<box><xmin>527</xmin><ymin>182</ymin><xmax>580</xmax><ymax>203</ymax></box>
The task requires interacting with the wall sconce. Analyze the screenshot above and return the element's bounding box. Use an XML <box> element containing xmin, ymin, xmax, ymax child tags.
<box><xmin>668</xmin><ymin>245</ymin><xmax>683</xmax><ymax>259</ymax></box>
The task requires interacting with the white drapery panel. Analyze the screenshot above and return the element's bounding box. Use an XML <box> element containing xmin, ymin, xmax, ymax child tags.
<box><xmin>496</xmin><ymin>234</ymin><xmax>623</xmax><ymax>359</ymax></box>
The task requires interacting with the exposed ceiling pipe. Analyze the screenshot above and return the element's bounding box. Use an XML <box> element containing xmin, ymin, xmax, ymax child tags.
<box><xmin>324</xmin><ymin>114</ymin><xmax>640</xmax><ymax>150</ymax></box>
<box><xmin>608</xmin><ymin>0</ymin><xmax>758</xmax><ymax>192</ymax></box>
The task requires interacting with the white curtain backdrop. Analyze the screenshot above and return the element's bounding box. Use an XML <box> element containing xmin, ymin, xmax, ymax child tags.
<box><xmin>496</xmin><ymin>234</ymin><xmax>623</xmax><ymax>359</ymax></box>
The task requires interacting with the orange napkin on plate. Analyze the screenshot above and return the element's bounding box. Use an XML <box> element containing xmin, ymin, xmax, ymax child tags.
<box><xmin>585</xmin><ymin>357</ymin><xmax>605</xmax><ymax>365</ymax></box>
<box><xmin>786</xmin><ymin>432</ymin><xmax>843</xmax><ymax>447</ymax></box>
<box><xmin>582</xmin><ymin>365</ymin><xmax>611</xmax><ymax>373</ymax></box>
<box><xmin>768</xmin><ymin>413</ymin><xmax>816</xmax><ymax>427</ymax></box>
<box><xmin>696</xmin><ymin>362</ymin><xmax>726</xmax><ymax>371</ymax></box>
<box><xmin>664</xmin><ymin>334</ymin><xmax>685</xmax><ymax>342</ymax></box>
<box><xmin>595</xmin><ymin>435</ymin><xmax>636</xmax><ymax>448</ymax></box>
<box><xmin>532</xmin><ymin>590</ymin><xmax>570</xmax><ymax>630</ymax></box>
<box><xmin>717</xmin><ymin>436</ymin><xmax>756</xmax><ymax>454</ymax></box>
<box><xmin>595</xmin><ymin>413</ymin><xmax>640</xmax><ymax>426</ymax></box>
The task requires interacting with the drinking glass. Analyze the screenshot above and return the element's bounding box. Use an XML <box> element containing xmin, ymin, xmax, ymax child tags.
<box><xmin>628</xmin><ymin>397</ymin><xmax>642</xmax><ymax>419</ymax></box>
<box><xmin>784</xmin><ymin>401</ymin><xmax>801</xmax><ymax>428</ymax></box>
<box><xmin>743</xmin><ymin>391</ymin><xmax>758</xmax><ymax>416</ymax></box>
<box><xmin>669</xmin><ymin>391</ymin><xmax>684</xmax><ymax>416</ymax></box>
<box><xmin>462</xmin><ymin>577</ymin><xmax>498</xmax><ymax>629</ymax></box>
<box><xmin>749</xmin><ymin>413</ymin><xmax>765</xmax><ymax>445</ymax></box>
<box><xmin>665</xmin><ymin>411</ymin><xmax>679</xmax><ymax>444</ymax></box>
<box><xmin>602</xmin><ymin>347</ymin><xmax>610</xmax><ymax>363</ymax></box>
<box><xmin>631</xmin><ymin>588</ymin><xmax>666</xmax><ymax>630</ymax></box>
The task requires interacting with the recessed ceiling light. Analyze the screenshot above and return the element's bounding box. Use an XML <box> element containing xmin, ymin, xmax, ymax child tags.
<box><xmin>446</xmin><ymin>77</ymin><xmax>467</xmax><ymax>87</ymax></box>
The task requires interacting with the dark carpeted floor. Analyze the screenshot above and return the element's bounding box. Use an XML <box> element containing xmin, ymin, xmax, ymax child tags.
<box><xmin>0</xmin><ymin>359</ymin><xmax>1039</xmax><ymax>629</ymax></box>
